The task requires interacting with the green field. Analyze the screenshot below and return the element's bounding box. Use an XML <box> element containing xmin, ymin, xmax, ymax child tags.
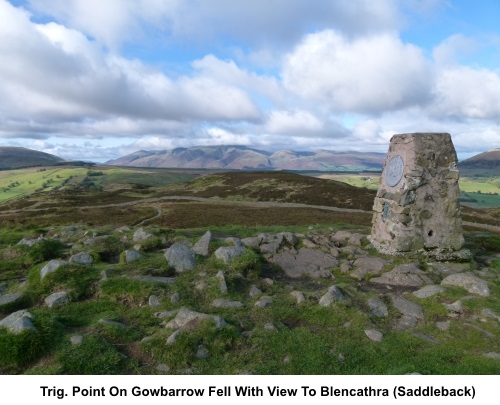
<box><xmin>0</xmin><ymin>166</ymin><xmax>198</xmax><ymax>204</ymax></box>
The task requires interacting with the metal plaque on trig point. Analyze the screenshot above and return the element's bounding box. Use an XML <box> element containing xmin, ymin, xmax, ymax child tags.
<box><xmin>385</xmin><ymin>155</ymin><xmax>404</xmax><ymax>187</ymax></box>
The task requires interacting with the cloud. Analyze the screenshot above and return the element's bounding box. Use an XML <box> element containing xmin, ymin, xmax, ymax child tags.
<box><xmin>433</xmin><ymin>66</ymin><xmax>500</xmax><ymax>119</ymax></box>
<box><xmin>282</xmin><ymin>30</ymin><xmax>433</xmax><ymax>114</ymax></box>
<box><xmin>27</xmin><ymin>0</ymin><xmax>401</xmax><ymax>48</ymax></box>
<box><xmin>0</xmin><ymin>1</ymin><xmax>261</xmax><ymax>139</ymax></box>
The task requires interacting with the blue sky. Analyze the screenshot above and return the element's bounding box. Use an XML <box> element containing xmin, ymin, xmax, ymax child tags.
<box><xmin>0</xmin><ymin>0</ymin><xmax>499</xmax><ymax>162</ymax></box>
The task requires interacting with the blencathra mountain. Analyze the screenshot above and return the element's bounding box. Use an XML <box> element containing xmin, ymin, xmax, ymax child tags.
<box><xmin>106</xmin><ymin>145</ymin><xmax>386</xmax><ymax>171</ymax></box>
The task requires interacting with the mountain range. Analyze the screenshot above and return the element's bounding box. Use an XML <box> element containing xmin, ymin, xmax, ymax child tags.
<box><xmin>105</xmin><ymin>145</ymin><xmax>386</xmax><ymax>171</ymax></box>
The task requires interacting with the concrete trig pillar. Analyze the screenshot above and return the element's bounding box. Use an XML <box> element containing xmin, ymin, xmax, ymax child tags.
<box><xmin>370</xmin><ymin>133</ymin><xmax>467</xmax><ymax>260</ymax></box>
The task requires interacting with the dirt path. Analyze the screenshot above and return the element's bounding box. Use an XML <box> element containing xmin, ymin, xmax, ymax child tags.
<box><xmin>3</xmin><ymin>195</ymin><xmax>500</xmax><ymax>233</ymax></box>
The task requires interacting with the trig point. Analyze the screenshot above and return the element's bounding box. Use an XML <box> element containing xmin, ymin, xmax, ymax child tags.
<box><xmin>370</xmin><ymin>133</ymin><xmax>466</xmax><ymax>260</ymax></box>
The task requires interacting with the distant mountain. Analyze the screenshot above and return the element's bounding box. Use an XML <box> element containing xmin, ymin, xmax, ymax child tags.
<box><xmin>106</xmin><ymin>145</ymin><xmax>385</xmax><ymax>171</ymax></box>
<box><xmin>0</xmin><ymin>147</ymin><xmax>65</xmax><ymax>169</ymax></box>
<box><xmin>460</xmin><ymin>148</ymin><xmax>500</xmax><ymax>169</ymax></box>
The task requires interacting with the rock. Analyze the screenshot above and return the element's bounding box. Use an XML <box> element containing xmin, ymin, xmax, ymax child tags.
<box><xmin>196</xmin><ymin>344</ymin><xmax>210</xmax><ymax>359</ymax></box>
<box><xmin>69</xmin><ymin>252</ymin><xmax>94</xmax><ymax>266</ymax></box>
<box><xmin>412</xmin><ymin>285</ymin><xmax>445</xmax><ymax>298</ymax></box>
<box><xmin>165</xmin><ymin>243</ymin><xmax>196</xmax><ymax>272</ymax></box>
<box><xmin>214</xmin><ymin>246</ymin><xmax>246</xmax><ymax>264</ymax></box>
<box><xmin>45</xmin><ymin>291</ymin><xmax>69</xmax><ymax>308</ymax></box>
<box><xmin>17</xmin><ymin>237</ymin><xmax>44</xmax><ymax>247</ymax></box>
<box><xmin>164</xmin><ymin>307</ymin><xmax>227</xmax><ymax>329</ymax></box>
<box><xmin>340</xmin><ymin>261</ymin><xmax>352</xmax><ymax>273</ymax></box>
<box><xmin>278</xmin><ymin>232</ymin><xmax>298</xmax><ymax>246</ymax></box>
<box><xmin>302</xmin><ymin>239</ymin><xmax>319</xmax><ymax>249</ymax></box>
<box><xmin>443</xmin><ymin>300</ymin><xmax>463</xmax><ymax>313</ymax></box>
<box><xmin>370</xmin><ymin>263</ymin><xmax>432</xmax><ymax>287</ymax></box>
<box><xmin>166</xmin><ymin>330</ymin><xmax>182</xmax><ymax>345</ymax></box>
<box><xmin>350</xmin><ymin>257</ymin><xmax>387</xmax><ymax>280</ymax></box>
<box><xmin>0</xmin><ymin>309</ymin><xmax>37</xmax><ymax>334</ymax></box>
<box><xmin>83</xmin><ymin>235</ymin><xmax>108</xmax><ymax>246</ymax></box>
<box><xmin>260</xmin><ymin>242</ymin><xmax>280</xmax><ymax>255</ymax></box>
<box><xmin>156</xmin><ymin>363</ymin><xmax>170</xmax><ymax>372</ymax></box>
<box><xmin>249</xmin><ymin>285</ymin><xmax>262</xmax><ymax>297</ymax></box>
<box><xmin>241</xmin><ymin>237</ymin><xmax>260</xmax><ymax>249</ymax></box>
<box><xmin>367</xmin><ymin>297</ymin><xmax>388</xmax><ymax>317</ymax></box>
<box><xmin>365</xmin><ymin>329</ymin><xmax>383</xmax><ymax>342</ymax></box>
<box><xmin>254</xmin><ymin>296</ymin><xmax>273</xmax><ymax>308</ymax></box>
<box><xmin>264</xmin><ymin>322</ymin><xmax>277</xmax><ymax>331</ymax></box>
<box><xmin>149</xmin><ymin>295</ymin><xmax>161</xmax><ymax>307</ymax></box>
<box><xmin>483</xmin><ymin>352</ymin><xmax>500</xmax><ymax>360</ymax></box>
<box><xmin>391</xmin><ymin>295</ymin><xmax>424</xmax><ymax>319</ymax></box>
<box><xmin>225</xmin><ymin>237</ymin><xmax>243</xmax><ymax>246</ymax></box>
<box><xmin>215</xmin><ymin>270</ymin><xmax>228</xmax><ymax>294</ymax></box>
<box><xmin>319</xmin><ymin>286</ymin><xmax>345</xmax><ymax>307</ymax></box>
<box><xmin>193</xmin><ymin>231</ymin><xmax>212</xmax><ymax>256</ymax></box>
<box><xmin>0</xmin><ymin>292</ymin><xmax>22</xmax><ymax>306</ymax></box>
<box><xmin>40</xmin><ymin>260</ymin><xmax>67</xmax><ymax>279</ymax></box>
<box><xmin>441</xmin><ymin>273</ymin><xmax>490</xmax><ymax>296</ymax></box>
<box><xmin>263</xmin><ymin>278</ymin><xmax>274</xmax><ymax>285</ymax></box>
<box><xmin>348</xmin><ymin>233</ymin><xmax>366</xmax><ymax>246</ymax></box>
<box><xmin>269</xmin><ymin>248</ymin><xmax>338</xmax><ymax>279</ymax></box>
<box><xmin>133</xmin><ymin>227</ymin><xmax>153</xmax><ymax>242</ymax></box>
<box><xmin>258</xmin><ymin>233</ymin><xmax>274</xmax><ymax>244</ymax></box>
<box><xmin>70</xmin><ymin>335</ymin><xmax>84</xmax><ymax>345</ymax></box>
<box><xmin>394</xmin><ymin>315</ymin><xmax>418</xmax><ymax>331</ymax></box>
<box><xmin>436</xmin><ymin>321</ymin><xmax>450</xmax><ymax>331</ymax></box>
<box><xmin>412</xmin><ymin>332</ymin><xmax>439</xmax><ymax>345</ymax></box>
<box><xmin>481</xmin><ymin>308</ymin><xmax>500</xmax><ymax>322</ymax></box>
<box><xmin>124</xmin><ymin>250</ymin><xmax>143</xmax><ymax>264</ymax></box>
<box><xmin>212</xmin><ymin>299</ymin><xmax>243</xmax><ymax>308</ymax></box>
<box><xmin>427</xmin><ymin>262</ymin><xmax>470</xmax><ymax>276</ymax></box>
<box><xmin>290</xmin><ymin>290</ymin><xmax>305</xmax><ymax>304</ymax></box>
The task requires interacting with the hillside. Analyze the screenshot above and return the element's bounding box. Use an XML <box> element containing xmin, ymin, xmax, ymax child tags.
<box><xmin>460</xmin><ymin>148</ymin><xmax>500</xmax><ymax>169</ymax></box>
<box><xmin>0</xmin><ymin>147</ymin><xmax>65</xmax><ymax>170</ymax></box>
<box><xmin>106</xmin><ymin>145</ymin><xmax>385</xmax><ymax>171</ymax></box>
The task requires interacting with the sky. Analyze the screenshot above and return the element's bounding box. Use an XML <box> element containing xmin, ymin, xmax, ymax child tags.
<box><xmin>0</xmin><ymin>0</ymin><xmax>499</xmax><ymax>162</ymax></box>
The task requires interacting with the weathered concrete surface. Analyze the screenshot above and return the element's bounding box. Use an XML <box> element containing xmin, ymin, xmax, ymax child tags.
<box><xmin>370</xmin><ymin>133</ymin><xmax>465</xmax><ymax>258</ymax></box>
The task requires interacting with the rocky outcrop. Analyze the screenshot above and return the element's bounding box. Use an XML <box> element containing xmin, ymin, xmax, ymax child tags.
<box><xmin>270</xmin><ymin>248</ymin><xmax>338</xmax><ymax>278</ymax></box>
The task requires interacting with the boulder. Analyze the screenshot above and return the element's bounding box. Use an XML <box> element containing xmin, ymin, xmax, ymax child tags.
<box><xmin>241</xmin><ymin>237</ymin><xmax>261</xmax><ymax>249</ymax></box>
<box><xmin>391</xmin><ymin>295</ymin><xmax>424</xmax><ymax>319</ymax></box>
<box><xmin>319</xmin><ymin>286</ymin><xmax>345</xmax><ymax>307</ymax></box>
<box><xmin>441</xmin><ymin>273</ymin><xmax>490</xmax><ymax>296</ymax></box>
<box><xmin>350</xmin><ymin>257</ymin><xmax>387</xmax><ymax>280</ymax></box>
<box><xmin>45</xmin><ymin>291</ymin><xmax>69</xmax><ymax>308</ymax></box>
<box><xmin>370</xmin><ymin>263</ymin><xmax>432</xmax><ymax>287</ymax></box>
<box><xmin>124</xmin><ymin>250</ymin><xmax>143</xmax><ymax>264</ymax></box>
<box><xmin>365</xmin><ymin>329</ymin><xmax>383</xmax><ymax>342</ymax></box>
<box><xmin>254</xmin><ymin>296</ymin><xmax>273</xmax><ymax>308</ymax></box>
<box><xmin>149</xmin><ymin>295</ymin><xmax>161</xmax><ymax>307</ymax></box>
<box><xmin>225</xmin><ymin>237</ymin><xmax>243</xmax><ymax>246</ymax></box>
<box><xmin>214</xmin><ymin>246</ymin><xmax>246</xmax><ymax>264</ymax></box>
<box><xmin>192</xmin><ymin>231</ymin><xmax>212</xmax><ymax>256</ymax></box>
<box><xmin>211</xmin><ymin>299</ymin><xmax>244</xmax><ymax>308</ymax></box>
<box><xmin>412</xmin><ymin>285</ymin><xmax>445</xmax><ymax>299</ymax></box>
<box><xmin>165</xmin><ymin>243</ymin><xmax>196</xmax><ymax>272</ymax></box>
<box><xmin>164</xmin><ymin>307</ymin><xmax>227</xmax><ymax>329</ymax></box>
<box><xmin>17</xmin><ymin>237</ymin><xmax>43</xmax><ymax>247</ymax></box>
<box><xmin>290</xmin><ymin>290</ymin><xmax>305</xmax><ymax>304</ymax></box>
<box><xmin>269</xmin><ymin>248</ymin><xmax>338</xmax><ymax>278</ymax></box>
<box><xmin>133</xmin><ymin>227</ymin><xmax>153</xmax><ymax>242</ymax></box>
<box><xmin>249</xmin><ymin>285</ymin><xmax>262</xmax><ymax>297</ymax></box>
<box><xmin>0</xmin><ymin>292</ymin><xmax>22</xmax><ymax>306</ymax></box>
<box><xmin>69</xmin><ymin>252</ymin><xmax>93</xmax><ymax>266</ymax></box>
<box><xmin>215</xmin><ymin>270</ymin><xmax>228</xmax><ymax>294</ymax></box>
<box><xmin>0</xmin><ymin>309</ymin><xmax>37</xmax><ymax>334</ymax></box>
<box><xmin>367</xmin><ymin>297</ymin><xmax>388</xmax><ymax>317</ymax></box>
<box><xmin>41</xmin><ymin>260</ymin><xmax>67</xmax><ymax>279</ymax></box>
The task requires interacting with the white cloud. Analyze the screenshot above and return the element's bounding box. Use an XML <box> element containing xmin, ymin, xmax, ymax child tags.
<box><xmin>0</xmin><ymin>1</ymin><xmax>260</xmax><ymax>137</ymax></box>
<box><xmin>265</xmin><ymin>110</ymin><xmax>324</xmax><ymax>135</ymax></box>
<box><xmin>282</xmin><ymin>30</ymin><xmax>432</xmax><ymax>113</ymax></box>
<box><xmin>433</xmin><ymin>66</ymin><xmax>500</xmax><ymax>119</ymax></box>
<box><xmin>433</xmin><ymin>34</ymin><xmax>478</xmax><ymax>66</ymax></box>
<box><xmin>27</xmin><ymin>0</ymin><xmax>401</xmax><ymax>48</ymax></box>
